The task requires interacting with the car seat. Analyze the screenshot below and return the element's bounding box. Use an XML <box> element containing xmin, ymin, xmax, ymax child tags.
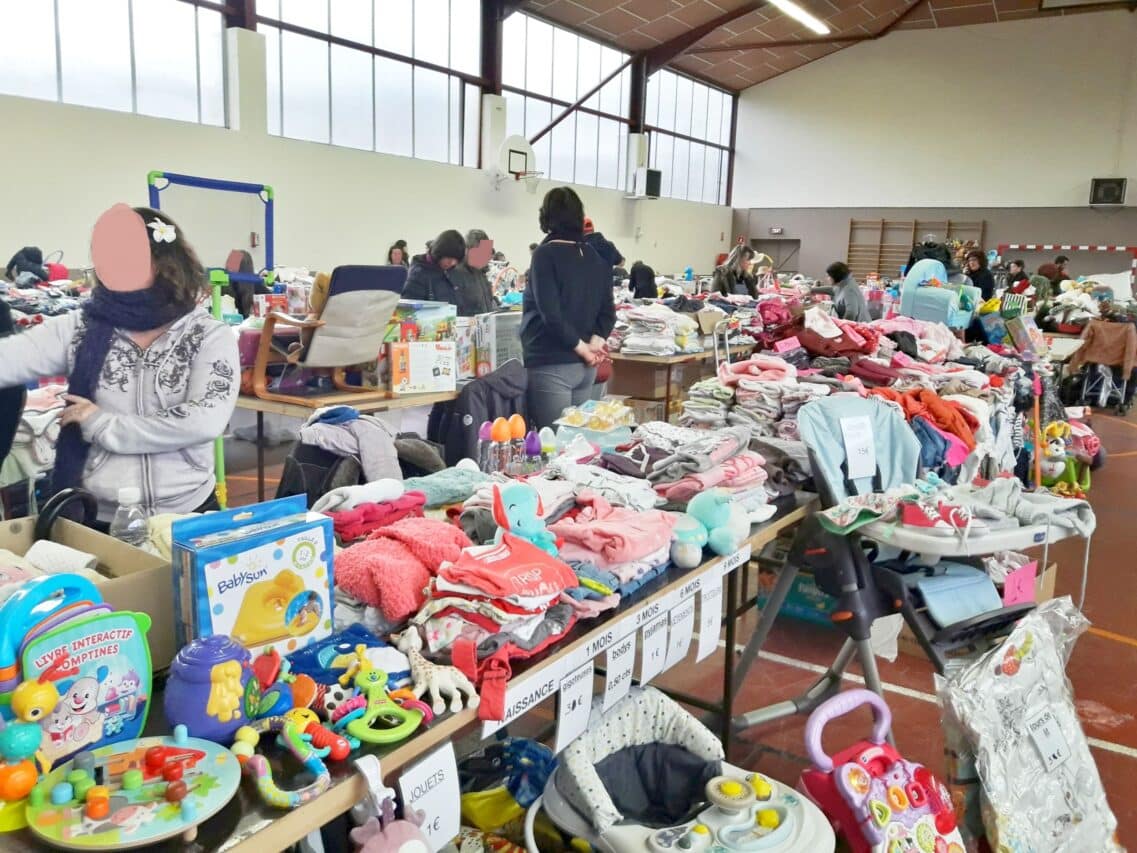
<box><xmin>526</xmin><ymin>687</ymin><xmax>834</xmax><ymax>852</ymax></box>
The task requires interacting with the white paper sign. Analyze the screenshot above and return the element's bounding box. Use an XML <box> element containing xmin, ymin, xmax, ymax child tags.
<box><xmin>398</xmin><ymin>743</ymin><xmax>460</xmax><ymax>852</ymax></box>
<box><xmin>840</xmin><ymin>415</ymin><xmax>876</xmax><ymax>481</ymax></box>
<box><xmin>555</xmin><ymin>662</ymin><xmax>595</xmax><ymax>753</ymax></box>
<box><xmin>719</xmin><ymin>543</ymin><xmax>752</xmax><ymax>576</ymax></box>
<box><xmin>696</xmin><ymin>573</ymin><xmax>724</xmax><ymax>662</ymax></box>
<box><xmin>664</xmin><ymin>598</ymin><xmax>696</xmax><ymax>670</ymax></box>
<box><xmin>603</xmin><ymin>633</ymin><xmax>637</xmax><ymax>710</ymax></box>
<box><xmin>1026</xmin><ymin>707</ymin><xmax>1071</xmax><ymax>772</ymax></box>
<box><xmin>640</xmin><ymin>613</ymin><xmax>669</xmax><ymax>684</ymax></box>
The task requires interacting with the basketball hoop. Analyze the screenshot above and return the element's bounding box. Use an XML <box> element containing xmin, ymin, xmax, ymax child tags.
<box><xmin>513</xmin><ymin>170</ymin><xmax>544</xmax><ymax>194</ymax></box>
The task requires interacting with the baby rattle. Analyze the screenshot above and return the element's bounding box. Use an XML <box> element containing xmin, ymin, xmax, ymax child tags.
<box><xmin>230</xmin><ymin>710</ymin><xmax>346</xmax><ymax>808</ymax></box>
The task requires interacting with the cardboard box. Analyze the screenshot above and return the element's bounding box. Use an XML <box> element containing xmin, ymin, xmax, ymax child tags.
<box><xmin>0</xmin><ymin>517</ymin><xmax>176</xmax><ymax>670</ymax></box>
<box><xmin>608</xmin><ymin>361</ymin><xmax>685</xmax><ymax>400</ymax></box>
<box><xmin>252</xmin><ymin>292</ymin><xmax>288</xmax><ymax>318</ymax></box>
<box><xmin>626</xmin><ymin>398</ymin><xmax>665</xmax><ymax>424</ymax></box>
<box><xmin>696</xmin><ymin>309</ymin><xmax>725</xmax><ymax>335</ymax></box>
<box><xmin>454</xmin><ymin>316</ymin><xmax>477</xmax><ymax>381</ymax></box>
<box><xmin>897</xmin><ymin>562</ymin><xmax>1057</xmax><ymax>658</ymax></box>
<box><xmin>475</xmin><ymin>311</ymin><xmax>524</xmax><ymax>377</ymax></box>
<box><xmin>388</xmin><ymin>341</ymin><xmax>457</xmax><ymax>395</ymax></box>
<box><xmin>384</xmin><ymin>299</ymin><xmax>458</xmax><ymax>343</ymax></box>
<box><xmin>172</xmin><ymin>497</ymin><xmax>335</xmax><ymax>659</ymax></box>
<box><xmin>1007</xmin><ymin>315</ymin><xmax>1049</xmax><ymax>356</ymax></box>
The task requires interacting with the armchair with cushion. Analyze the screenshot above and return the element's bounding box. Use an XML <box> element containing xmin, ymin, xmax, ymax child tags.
<box><xmin>898</xmin><ymin>258</ymin><xmax>980</xmax><ymax>328</ymax></box>
<box><xmin>252</xmin><ymin>264</ymin><xmax>405</xmax><ymax>408</ymax></box>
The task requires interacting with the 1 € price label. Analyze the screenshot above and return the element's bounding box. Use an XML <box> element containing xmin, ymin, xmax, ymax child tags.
<box><xmin>664</xmin><ymin>599</ymin><xmax>696</xmax><ymax>671</ymax></box>
<box><xmin>640</xmin><ymin>613</ymin><xmax>669</xmax><ymax>685</ymax></box>
<box><xmin>398</xmin><ymin>742</ymin><xmax>460</xmax><ymax>851</ymax></box>
<box><xmin>603</xmin><ymin>633</ymin><xmax>637</xmax><ymax>711</ymax></box>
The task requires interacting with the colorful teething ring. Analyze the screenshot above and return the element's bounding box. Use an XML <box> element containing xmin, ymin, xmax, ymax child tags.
<box><xmin>230</xmin><ymin>716</ymin><xmax>330</xmax><ymax>809</ymax></box>
<box><xmin>395</xmin><ymin>696</ymin><xmax>434</xmax><ymax>725</ymax></box>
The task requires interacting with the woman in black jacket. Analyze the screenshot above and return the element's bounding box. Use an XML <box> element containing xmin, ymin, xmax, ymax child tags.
<box><xmin>521</xmin><ymin>187</ymin><xmax>616</xmax><ymax>428</ymax></box>
<box><xmin>711</xmin><ymin>244</ymin><xmax>757</xmax><ymax>298</ymax></box>
<box><xmin>965</xmin><ymin>249</ymin><xmax>996</xmax><ymax>300</ymax></box>
<box><xmin>629</xmin><ymin>260</ymin><xmax>658</xmax><ymax>299</ymax></box>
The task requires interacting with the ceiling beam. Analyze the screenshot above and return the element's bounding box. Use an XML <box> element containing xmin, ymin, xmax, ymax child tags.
<box><xmin>688</xmin><ymin>0</ymin><xmax>925</xmax><ymax>54</ymax></box>
<box><xmin>643</xmin><ymin>1</ymin><xmax>769</xmax><ymax>74</ymax></box>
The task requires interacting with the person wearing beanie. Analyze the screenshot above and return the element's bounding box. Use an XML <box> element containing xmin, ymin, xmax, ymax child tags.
<box><xmin>522</xmin><ymin>187</ymin><xmax>617</xmax><ymax>428</ymax></box>
<box><xmin>402</xmin><ymin>229</ymin><xmax>484</xmax><ymax>315</ymax></box>
<box><xmin>582</xmin><ymin>216</ymin><xmax>624</xmax><ymax>269</ymax></box>
<box><xmin>452</xmin><ymin>227</ymin><xmax>497</xmax><ymax>316</ymax></box>
<box><xmin>0</xmin><ymin>204</ymin><xmax>239</xmax><ymax>520</ymax></box>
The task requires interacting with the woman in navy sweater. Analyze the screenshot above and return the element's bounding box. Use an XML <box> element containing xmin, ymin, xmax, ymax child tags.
<box><xmin>521</xmin><ymin>187</ymin><xmax>616</xmax><ymax>428</ymax></box>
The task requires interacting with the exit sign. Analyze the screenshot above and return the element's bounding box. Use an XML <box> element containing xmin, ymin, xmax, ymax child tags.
<box><xmin>769</xmin><ymin>226</ymin><xmax>784</xmax><ymax>235</ymax></box>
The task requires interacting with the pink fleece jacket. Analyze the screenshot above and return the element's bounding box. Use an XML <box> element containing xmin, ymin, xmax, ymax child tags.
<box><xmin>656</xmin><ymin>450</ymin><xmax>767</xmax><ymax>503</ymax></box>
<box><xmin>716</xmin><ymin>354</ymin><xmax>797</xmax><ymax>387</ymax></box>
<box><xmin>336</xmin><ymin>517</ymin><xmax>471</xmax><ymax>623</ymax></box>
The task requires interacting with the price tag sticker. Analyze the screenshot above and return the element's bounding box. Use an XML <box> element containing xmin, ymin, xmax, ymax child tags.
<box><xmin>1025</xmin><ymin>707</ymin><xmax>1070</xmax><ymax>772</ymax></box>
<box><xmin>696</xmin><ymin>574</ymin><xmax>723</xmax><ymax>662</ymax></box>
<box><xmin>603</xmin><ymin>633</ymin><xmax>637</xmax><ymax>711</ymax></box>
<box><xmin>839</xmin><ymin>415</ymin><xmax>876</xmax><ymax>481</ymax></box>
<box><xmin>398</xmin><ymin>742</ymin><xmax>460</xmax><ymax>851</ymax></box>
<box><xmin>640</xmin><ymin>613</ymin><xmax>669</xmax><ymax>685</ymax></box>
<box><xmin>664</xmin><ymin>599</ymin><xmax>696</xmax><ymax>671</ymax></box>
<box><xmin>554</xmin><ymin>661</ymin><xmax>595</xmax><ymax>753</ymax></box>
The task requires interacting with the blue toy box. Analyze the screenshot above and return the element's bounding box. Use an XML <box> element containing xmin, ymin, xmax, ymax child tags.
<box><xmin>172</xmin><ymin>496</ymin><xmax>335</xmax><ymax>658</ymax></box>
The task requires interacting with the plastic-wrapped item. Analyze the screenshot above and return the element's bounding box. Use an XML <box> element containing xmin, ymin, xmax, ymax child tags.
<box><xmin>937</xmin><ymin>598</ymin><xmax>1124</xmax><ymax>852</ymax></box>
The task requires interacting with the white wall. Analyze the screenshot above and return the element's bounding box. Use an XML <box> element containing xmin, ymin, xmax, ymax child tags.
<box><xmin>734</xmin><ymin>11</ymin><xmax>1137</xmax><ymax>209</ymax></box>
<box><xmin>0</xmin><ymin>30</ymin><xmax>731</xmax><ymax>277</ymax></box>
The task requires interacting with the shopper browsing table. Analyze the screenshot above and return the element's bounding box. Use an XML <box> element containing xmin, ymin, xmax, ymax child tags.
<box><xmin>965</xmin><ymin>249</ymin><xmax>996</xmax><ymax>300</ymax></box>
<box><xmin>819</xmin><ymin>261</ymin><xmax>871</xmax><ymax>322</ymax></box>
<box><xmin>522</xmin><ymin>187</ymin><xmax>616</xmax><ymax>428</ymax></box>
<box><xmin>0</xmin><ymin>204</ymin><xmax>239</xmax><ymax>520</ymax></box>
<box><xmin>712</xmin><ymin>244</ymin><xmax>758</xmax><ymax>298</ymax></box>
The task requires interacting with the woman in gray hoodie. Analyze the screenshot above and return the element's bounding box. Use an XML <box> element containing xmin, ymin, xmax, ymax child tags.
<box><xmin>0</xmin><ymin>204</ymin><xmax>238</xmax><ymax>520</ymax></box>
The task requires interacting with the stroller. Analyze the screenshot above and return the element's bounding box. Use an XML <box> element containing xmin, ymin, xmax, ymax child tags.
<box><xmin>1065</xmin><ymin>318</ymin><xmax>1137</xmax><ymax>414</ymax></box>
<box><xmin>525</xmin><ymin>687</ymin><xmax>834</xmax><ymax>852</ymax></box>
<box><xmin>732</xmin><ymin>395</ymin><xmax>1033</xmax><ymax>733</ymax></box>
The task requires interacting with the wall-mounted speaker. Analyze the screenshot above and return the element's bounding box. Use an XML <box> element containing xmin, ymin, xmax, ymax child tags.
<box><xmin>1090</xmin><ymin>177</ymin><xmax>1127</xmax><ymax>207</ymax></box>
<box><xmin>633</xmin><ymin>167</ymin><xmax>662</xmax><ymax>199</ymax></box>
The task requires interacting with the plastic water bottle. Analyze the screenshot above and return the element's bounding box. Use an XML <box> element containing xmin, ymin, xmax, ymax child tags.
<box><xmin>109</xmin><ymin>487</ymin><xmax>148</xmax><ymax>548</ymax></box>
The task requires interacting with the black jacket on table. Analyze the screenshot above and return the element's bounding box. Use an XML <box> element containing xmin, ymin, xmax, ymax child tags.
<box><xmin>428</xmin><ymin>358</ymin><xmax>528</xmax><ymax>465</ymax></box>
<box><xmin>521</xmin><ymin>232</ymin><xmax>617</xmax><ymax>367</ymax></box>
<box><xmin>402</xmin><ymin>253</ymin><xmax>488</xmax><ymax>317</ymax></box>
<box><xmin>711</xmin><ymin>265</ymin><xmax>757</xmax><ymax>298</ymax></box>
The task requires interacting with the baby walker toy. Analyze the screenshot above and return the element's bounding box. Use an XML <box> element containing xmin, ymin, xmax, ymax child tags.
<box><xmin>800</xmin><ymin>689</ymin><xmax>964</xmax><ymax>853</ymax></box>
<box><xmin>24</xmin><ymin>724</ymin><xmax>240</xmax><ymax>850</ymax></box>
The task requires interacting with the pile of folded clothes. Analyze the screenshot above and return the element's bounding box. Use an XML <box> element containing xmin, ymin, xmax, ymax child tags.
<box><xmin>549</xmin><ymin>494</ymin><xmax>676</xmax><ymax>599</ymax></box>
<box><xmin>610</xmin><ymin>303</ymin><xmax>700</xmax><ymax>356</ymax></box>
<box><xmin>643</xmin><ymin>425</ymin><xmax>769</xmax><ymax>512</ymax></box>
<box><xmin>679</xmin><ymin>377</ymin><xmax>734</xmax><ymax>429</ymax></box>
<box><xmin>458</xmin><ymin>475</ymin><xmax>578</xmax><ymax>544</ymax></box>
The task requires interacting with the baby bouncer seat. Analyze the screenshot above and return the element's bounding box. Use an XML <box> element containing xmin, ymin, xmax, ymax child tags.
<box><xmin>526</xmin><ymin>687</ymin><xmax>834</xmax><ymax>853</ymax></box>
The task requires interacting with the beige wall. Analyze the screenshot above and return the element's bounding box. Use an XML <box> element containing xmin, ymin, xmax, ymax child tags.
<box><xmin>734</xmin><ymin>206</ymin><xmax>1137</xmax><ymax>278</ymax></box>
<box><xmin>733</xmin><ymin>11</ymin><xmax>1137</xmax><ymax>209</ymax></box>
<box><xmin>0</xmin><ymin>29</ymin><xmax>731</xmax><ymax>278</ymax></box>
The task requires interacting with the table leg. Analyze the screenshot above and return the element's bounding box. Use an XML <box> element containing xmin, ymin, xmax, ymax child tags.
<box><xmin>721</xmin><ymin>567</ymin><xmax>740</xmax><ymax>752</ymax></box>
<box><xmin>256</xmin><ymin>411</ymin><xmax>265</xmax><ymax>502</ymax></box>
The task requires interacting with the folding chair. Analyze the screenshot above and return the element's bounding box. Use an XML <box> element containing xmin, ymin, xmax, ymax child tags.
<box><xmin>732</xmin><ymin>394</ymin><xmax>1033</xmax><ymax>734</ymax></box>
<box><xmin>251</xmin><ymin>265</ymin><xmax>405</xmax><ymax>408</ymax></box>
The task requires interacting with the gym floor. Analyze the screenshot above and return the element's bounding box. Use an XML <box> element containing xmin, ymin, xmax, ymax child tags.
<box><xmin>223</xmin><ymin>413</ymin><xmax>1137</xmax><ymax>846</ymax></box>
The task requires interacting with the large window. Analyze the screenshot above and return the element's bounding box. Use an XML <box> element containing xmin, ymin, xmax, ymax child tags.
<box><xmin>502</xmin><ymin>13</ymin><xmax>631</xmax><ymax>192</ymax></box>
<box><xmin>0</xmin><ymin>0</ymin><xmax>226</xmax><ymax>126</ymax></box>
<box><xmin>645</xmin><ymin>69</ymin><xmax>732</xmax><ymax>205</ymax></box>
<box><xmin>259</xmin><ymin>0</ymin><xmax>481</xmax><ymax>167</ymax></box>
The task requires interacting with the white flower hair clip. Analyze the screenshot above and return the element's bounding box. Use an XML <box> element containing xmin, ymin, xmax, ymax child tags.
<box><xmin>148</xmin><ymin>218</ymin><xmax>177</xmax><ymax>244</ymax></box>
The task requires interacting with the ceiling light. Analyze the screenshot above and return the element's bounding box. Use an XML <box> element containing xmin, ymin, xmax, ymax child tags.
<box><xmin>767</xmin><ymin>0</ymin><xmax>831</xmax><ymax>35</ymax></box>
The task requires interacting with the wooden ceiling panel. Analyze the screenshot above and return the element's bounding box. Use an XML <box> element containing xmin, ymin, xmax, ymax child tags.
<box><xmin>520</xmin><ymin>0</ymin><xmax>1119</xmax><ymax>91</ymax></box>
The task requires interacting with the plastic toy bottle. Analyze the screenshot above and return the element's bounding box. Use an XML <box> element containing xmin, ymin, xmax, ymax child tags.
<box><xmin>507</xmin><ymin>414</ymin><xmax>527</xmax><ymax>473</ymax></box>
<box><xmin>489</xmin><ymin>418</ymin><xmax>511</xmax><ymax>473</ymax></box>
<box><xmin>524</xmin><ymin>431</ymin><xmax>542</xmax><ymax>473</ymax></box>
<box><xmin>109</xmin><ymin>487</ymin><xmax>148</xmax><ymax>548</ymax></box>
<box><xmin>538</xmin><ymin>427</ymin><xmax>557</xmax><ymax>463</ymax></box>
<box><xmin>476</xmin><ymin>421</ymin><xmax>493</xmax><ymax>473</ymax></box>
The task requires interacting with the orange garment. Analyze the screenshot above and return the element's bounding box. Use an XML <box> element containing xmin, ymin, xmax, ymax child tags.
<box><xmin>867</xmin><ymin>387</ymin><xmax>977</xmax><ymax>450</ymax></box>
<box><xmin>1068</xmin><ymin>319</ymin><xmax>1137</xmax><ymax>378</ymax></box>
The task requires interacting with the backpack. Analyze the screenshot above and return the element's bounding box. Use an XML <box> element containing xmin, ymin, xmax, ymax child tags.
<box><xmin>275</xmin><ymin>442</ymin><xmax>363</xmax><ymax>509</ymax></box>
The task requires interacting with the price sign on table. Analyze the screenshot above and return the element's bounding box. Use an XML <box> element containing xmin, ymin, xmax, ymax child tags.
<box><xmin>555</xmin><ymin>661</ymin><xmax>595</xmax><ymax>753</ymax></box>
<box><xmin>664</xmin><ymin>598</ymin><xmax>696</xmax><ymax>671</ymax></box>
<box><xmin>603</xmin><ymin>633</ymin><xmax>637</xmax><ymax>711</ymax></box>
<box><xmin>696</xmin><ymin>573</ymin><xmax>723</xmax><ymax>662</ymax></box>
<box><xmin>640</xmin><ymin>613</ymin><xmax>669</xmax><ymax>685</ymax></box>
<box><xmin>398</xmin><ymin>742</ymin><xmax>460</xmax><ymax>851</ymax></box>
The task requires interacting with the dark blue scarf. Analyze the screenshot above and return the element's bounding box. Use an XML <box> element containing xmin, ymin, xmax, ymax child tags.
<box><xmin>52</xmin><ymin>282</ymin><xmax>194</xmax><ymax>495</ymax></box>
